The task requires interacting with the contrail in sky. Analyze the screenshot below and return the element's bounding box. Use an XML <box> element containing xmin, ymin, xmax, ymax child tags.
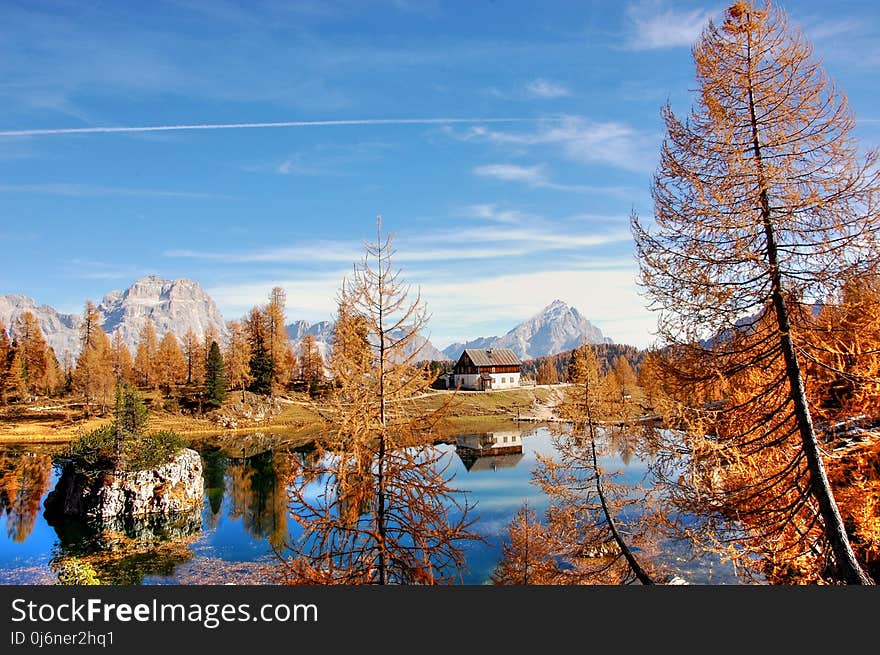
<box><xmin>0</xmin><ymin>117</ymin><xmax>534</xmax><ymax>137</ymax></box>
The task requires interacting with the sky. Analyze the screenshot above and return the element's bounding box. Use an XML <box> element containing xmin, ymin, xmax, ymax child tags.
<box><xmin>0</xmin><ymin>0</ymin><xmax>878</xmax><ymax>350</ymax></box>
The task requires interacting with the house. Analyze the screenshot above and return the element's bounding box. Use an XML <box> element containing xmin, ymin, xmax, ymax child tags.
<box><xmin>452</xmin><ymin>348</ymin><xmax>521</xmax><ymax>391</ymax></box>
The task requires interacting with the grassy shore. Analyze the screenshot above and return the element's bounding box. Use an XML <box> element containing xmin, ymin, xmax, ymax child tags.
<box><xmin>0</xmin><ymin>385</ymin><xmax>564</xmax><ymax>444</ymax></box>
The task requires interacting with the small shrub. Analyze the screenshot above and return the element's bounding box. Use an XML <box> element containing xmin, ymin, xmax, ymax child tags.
<box><xmin>121</xmin><ymin>430</ymin><xmax>188</xmax><ymax>471</ymax></box>
<box><xmin>56</xmin><ymin>557</ymin><xmax>101</xmax><ymax>585</ymax></box>
<box><xmin>67</xmin><ymin>425</ymin><xmax>117</xmax><ymax>470</ymax></box>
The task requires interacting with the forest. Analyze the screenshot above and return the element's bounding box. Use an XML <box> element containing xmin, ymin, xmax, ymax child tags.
<box><xmin>2</xmin><ymin>1</ymin><xmax>879</xmax><ymax>586</ymax></box>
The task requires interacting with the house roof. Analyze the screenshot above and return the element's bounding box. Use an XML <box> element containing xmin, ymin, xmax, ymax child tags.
<box><xmin>461</xmin><ymin>348</ymin><xmax>521</xmax><ymax>367</ymax></box>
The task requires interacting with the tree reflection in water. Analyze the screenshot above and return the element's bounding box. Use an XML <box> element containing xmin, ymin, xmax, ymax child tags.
<box><xmin>0</xmin><ymin>449</ymin><xmax>53</xmax><ymax>543</ymax></box>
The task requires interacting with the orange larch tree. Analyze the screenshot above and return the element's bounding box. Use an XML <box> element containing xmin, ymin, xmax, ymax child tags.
<box><xmin>631</xmin><ymin>2</ymin><xmax>879</xmax><ymax>583</ymax></box>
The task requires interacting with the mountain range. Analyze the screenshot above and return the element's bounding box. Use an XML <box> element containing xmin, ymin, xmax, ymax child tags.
<box><xmin>442</xmin><ymin>299</ymin><xmax>610</xmax><ymax>360</ymax></box>
<box><xmin>0</xmin><ymin>275</ymin><xmax>227</xmax><ymax>360</ymax></box>
<box><xmin>1</xmin><ymin>277</ymin><xmax>612</xmax><ymax>363</ymax></box>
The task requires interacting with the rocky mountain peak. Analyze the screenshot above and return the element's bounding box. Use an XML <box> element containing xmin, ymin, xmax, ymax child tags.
<box><xmin>442</xmin><ymin>300</ymin><xmax>609</xmax><ymax>361</ymax></box>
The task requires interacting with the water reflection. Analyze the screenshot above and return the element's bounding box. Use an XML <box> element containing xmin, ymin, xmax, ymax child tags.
<box><xmin>226</xmin><ymin>450</ymin><xmax>290</xmax><ymax>549</ymax></box>
<box><xmin>0</xmin><ymin>448</ymin><xmax>54</xmax><ymax>543</ymax></box>
<box><xmin>47</xmin><ymin>509</ymin><xmax>202</xmax><ymax>584</ymax></box>
<box><xmin>0</xmin><ymin>430</ymin><xmax>741</xmax><ymax>585</ymax></box>
<box><xmin>455</xmin><ymin>431</ymin><xmax>524</xmax><ymax>472</ymax></box>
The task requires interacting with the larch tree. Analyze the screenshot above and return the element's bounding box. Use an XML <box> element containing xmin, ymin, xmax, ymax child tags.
<box><xmin>298</xmin><ymin>333</ymin><xmax>324</xmax><ymax>386</ymax></box>
<box><xmin>282</xmin><ymin>343</ymin><xmax>297</xmax><ymax>389</ymax></box>
<box><xmin>181</xmin><ymin>328</ymin><xmax>205</xmax><ymax>386</ymax></box>
<box><xmin>266</xmin><ymin>287</ymin><xmax>292</xmax><ymax>391</ymax></box>
<box><xmin>612</xmin><ymin>355</ymin><xmax>637</xmax><ymax>398</ymax></box>
<box><xmin>808</xmin><ymin>275</ymin><xmax>880</xmax><ymax>422</ymax></box>
<box><xmin>12</xmin><ymin>312</ymin><xmax>51</xmax><ymax>401</ymax></box>
<box><xmin>0</xmin><ymin>323</ymin><xmax>13</xmax><ymax>404</ymax></box>
<box><xmin>535</xmin><ymin>345</ymin><xmax>658</xmax><ymax>585</ymax></box>
<box><xmin>537</xmin><ymin>360</ymin><xmax>559</xmax><ymax>385</ymax></box>
<box><xmin>110</xmin><ymin>329</ymin><xmax>134</xmax><ymax>385</ymax></box>
<box><xmin>631</xmin><ymin>1</ymin><xmax>878</xmax><ymax>584</ymax></box>
<box><xmin>154</xmin><ymin>332</ymin><xmax>186</xmax><ymax>396</ymax></box>
<box><xmin>491</xmin><ymin>503</ymin><xmax>561</xmax><ymax>585</ymax></box>
<box><xmin>6</xmin><ymin>343</ymin><xmax>27</xmax><ymax>403</ymax></box>
<box><xmin>73</xmin><ymin>301</ymin><xmax>114</xmax><ymax>413</ymax></box>
<box><xmin>281</xmin><ymin>218</ymin><xmax>476</xmax><ymax>585</ymax></box>
<box><xmin>225</xmin><ymin>320</ymin><xmax>252</xmax><ymax>401</ymax></box>
<box><xmin>133</xmin><ymin>320</ymin><xmax>159</xmax><ymax>389</ymax></box>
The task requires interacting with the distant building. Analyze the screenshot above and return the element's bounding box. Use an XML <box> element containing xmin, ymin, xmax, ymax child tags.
<box><xmin>452</xmin><ymin>348</ymin><xmax>521</xmax><ymax>391</ymax></box>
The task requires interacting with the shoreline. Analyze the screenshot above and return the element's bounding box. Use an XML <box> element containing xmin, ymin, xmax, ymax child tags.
<box><xmin>0</xmin><ymin>386</ymin><xmax>565</xmax><ymax>445</ymax></box>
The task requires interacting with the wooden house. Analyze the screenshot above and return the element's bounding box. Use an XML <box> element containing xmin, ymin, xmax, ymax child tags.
<box><xmin>452</xmin><ymin>348</ymin><xmax>521</xmax><ymax>391</ymax></box>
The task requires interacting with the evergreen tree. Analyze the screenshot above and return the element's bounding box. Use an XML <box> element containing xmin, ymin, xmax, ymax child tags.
<box><xmin>204</xmin><ymin>341</ymin><xmax>227</xmax><ymax>407</ymax></box>
<box><xmin>245</xmin><ymin>308</ymin><xmax>273</xmax><ymax>395</ymax></box>
<box><xmin>114</xmin><ymin>383</ymin><xmax>149</xmax><ymax>436</ymax></box>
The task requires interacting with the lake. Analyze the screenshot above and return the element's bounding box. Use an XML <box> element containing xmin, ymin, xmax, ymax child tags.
<box><xmin>0</xmin><ymin>427</ymin><xmax>739</xmax><ymax>585</ymax></box>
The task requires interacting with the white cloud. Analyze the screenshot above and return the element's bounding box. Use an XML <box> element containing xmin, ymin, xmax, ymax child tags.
<box><xmin>626</xmin><ymin>2</ymin><xmax>715</xmax><ymax>50</ymax></box>
<box><xmin>178</xmin><ymin>206</ymin><xmax>651</xmax><ymax>347</ymax></box>
<box><xmin>459</xmin><ymin>115</ymin><xmax>658</xmax><ymax>174</ymax></box>
<box><xmin>207</xmin><ymin>271</ymin><xmax>348</xmax><ymax>323</ymax></box>
<box><xmin>420</xmin><ymin>268</ymin><xmax>656</xmax><ymax>349</ymax></box>
<box><xmin>473</xmin><ymin>161</ymin><xmax>637</xmax><ymax>195</ymax></box>
<box><xmin>474</xmin><ymin>163</ymin><xmax>545</xmax><ymax>185</ymax></box>
<box><xmin>459</xmin><ymin>203</ymin><xmax>531</xmax><ymax>224</ymax></box>
<box><xmin>166</xmin><ymin>217</ymin><xmax>630</xmax><ymax>266</ymax></box>
<box><xmin>207</xmin><ymin>266</ymin><xmax>657</xmax><ymax>350</ymax></box>
<box><xmin>526</xmin><ymin>78</ymin><xmax>570</xmax><ymax>98</ymax></box>
<box><xmin>165</xmin><ymin>242</ymin><xmax>362</xmax><ymax>264</ymax></box>
<box><xmin>0</xmin><ymin>183</ymin><xmax>226</xmax><ymax>199</ymax></box>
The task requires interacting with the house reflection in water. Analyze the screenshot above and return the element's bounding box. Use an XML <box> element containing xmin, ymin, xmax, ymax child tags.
<box><xmin>454</xmin><ymin>432</ymin><xmax>524</xmax><ymax>472</ymax></box>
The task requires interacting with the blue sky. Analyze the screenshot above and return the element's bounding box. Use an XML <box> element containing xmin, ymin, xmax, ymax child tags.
<box><xmin>0</xmin><ymin>0</ymin><xmax>878</xmax><ymax>349</ymax></box>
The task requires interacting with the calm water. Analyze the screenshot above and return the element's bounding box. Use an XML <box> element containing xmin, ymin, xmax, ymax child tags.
<box><xmin>0</xmin><ymin>427</ymin><xmax>738</xmax><ymax>585</ymax></box>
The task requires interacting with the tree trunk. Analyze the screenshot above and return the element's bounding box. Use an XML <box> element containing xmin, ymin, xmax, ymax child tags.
<box><xmin>745</xmin><ymin>25</ymin><xmax>873</xmax><ymax>585</ymax></box>
<box><xmin>584</xmin><ymin>378</ymin><xmax>654</xmax><ymax>585</ymax></box>
<box><xmin>376</xmin><ymin>219</ymin><xmax>387</xmax><ymax>586</ymax></box>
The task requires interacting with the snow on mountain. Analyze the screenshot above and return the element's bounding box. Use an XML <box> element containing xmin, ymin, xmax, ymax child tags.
<box><xmin>442</xmin><ymin>300</ymin><xmax>610</xmax><ymax>361</ymax></box>
<box><xmin>0</xmin><ymin>294</ymin><xmax>82</xmax><ymax>362</ymax></box>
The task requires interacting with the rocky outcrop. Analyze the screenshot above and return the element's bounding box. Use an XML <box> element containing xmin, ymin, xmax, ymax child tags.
<box><xmin>45</xmin><ymin>448</ymin><xmax>204</xmax><ymax>520</ymax></box>
<box><xmin>213</xmin><ymin>393</ymin><xmax>283</xmax><ymax>429</ymax></box>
